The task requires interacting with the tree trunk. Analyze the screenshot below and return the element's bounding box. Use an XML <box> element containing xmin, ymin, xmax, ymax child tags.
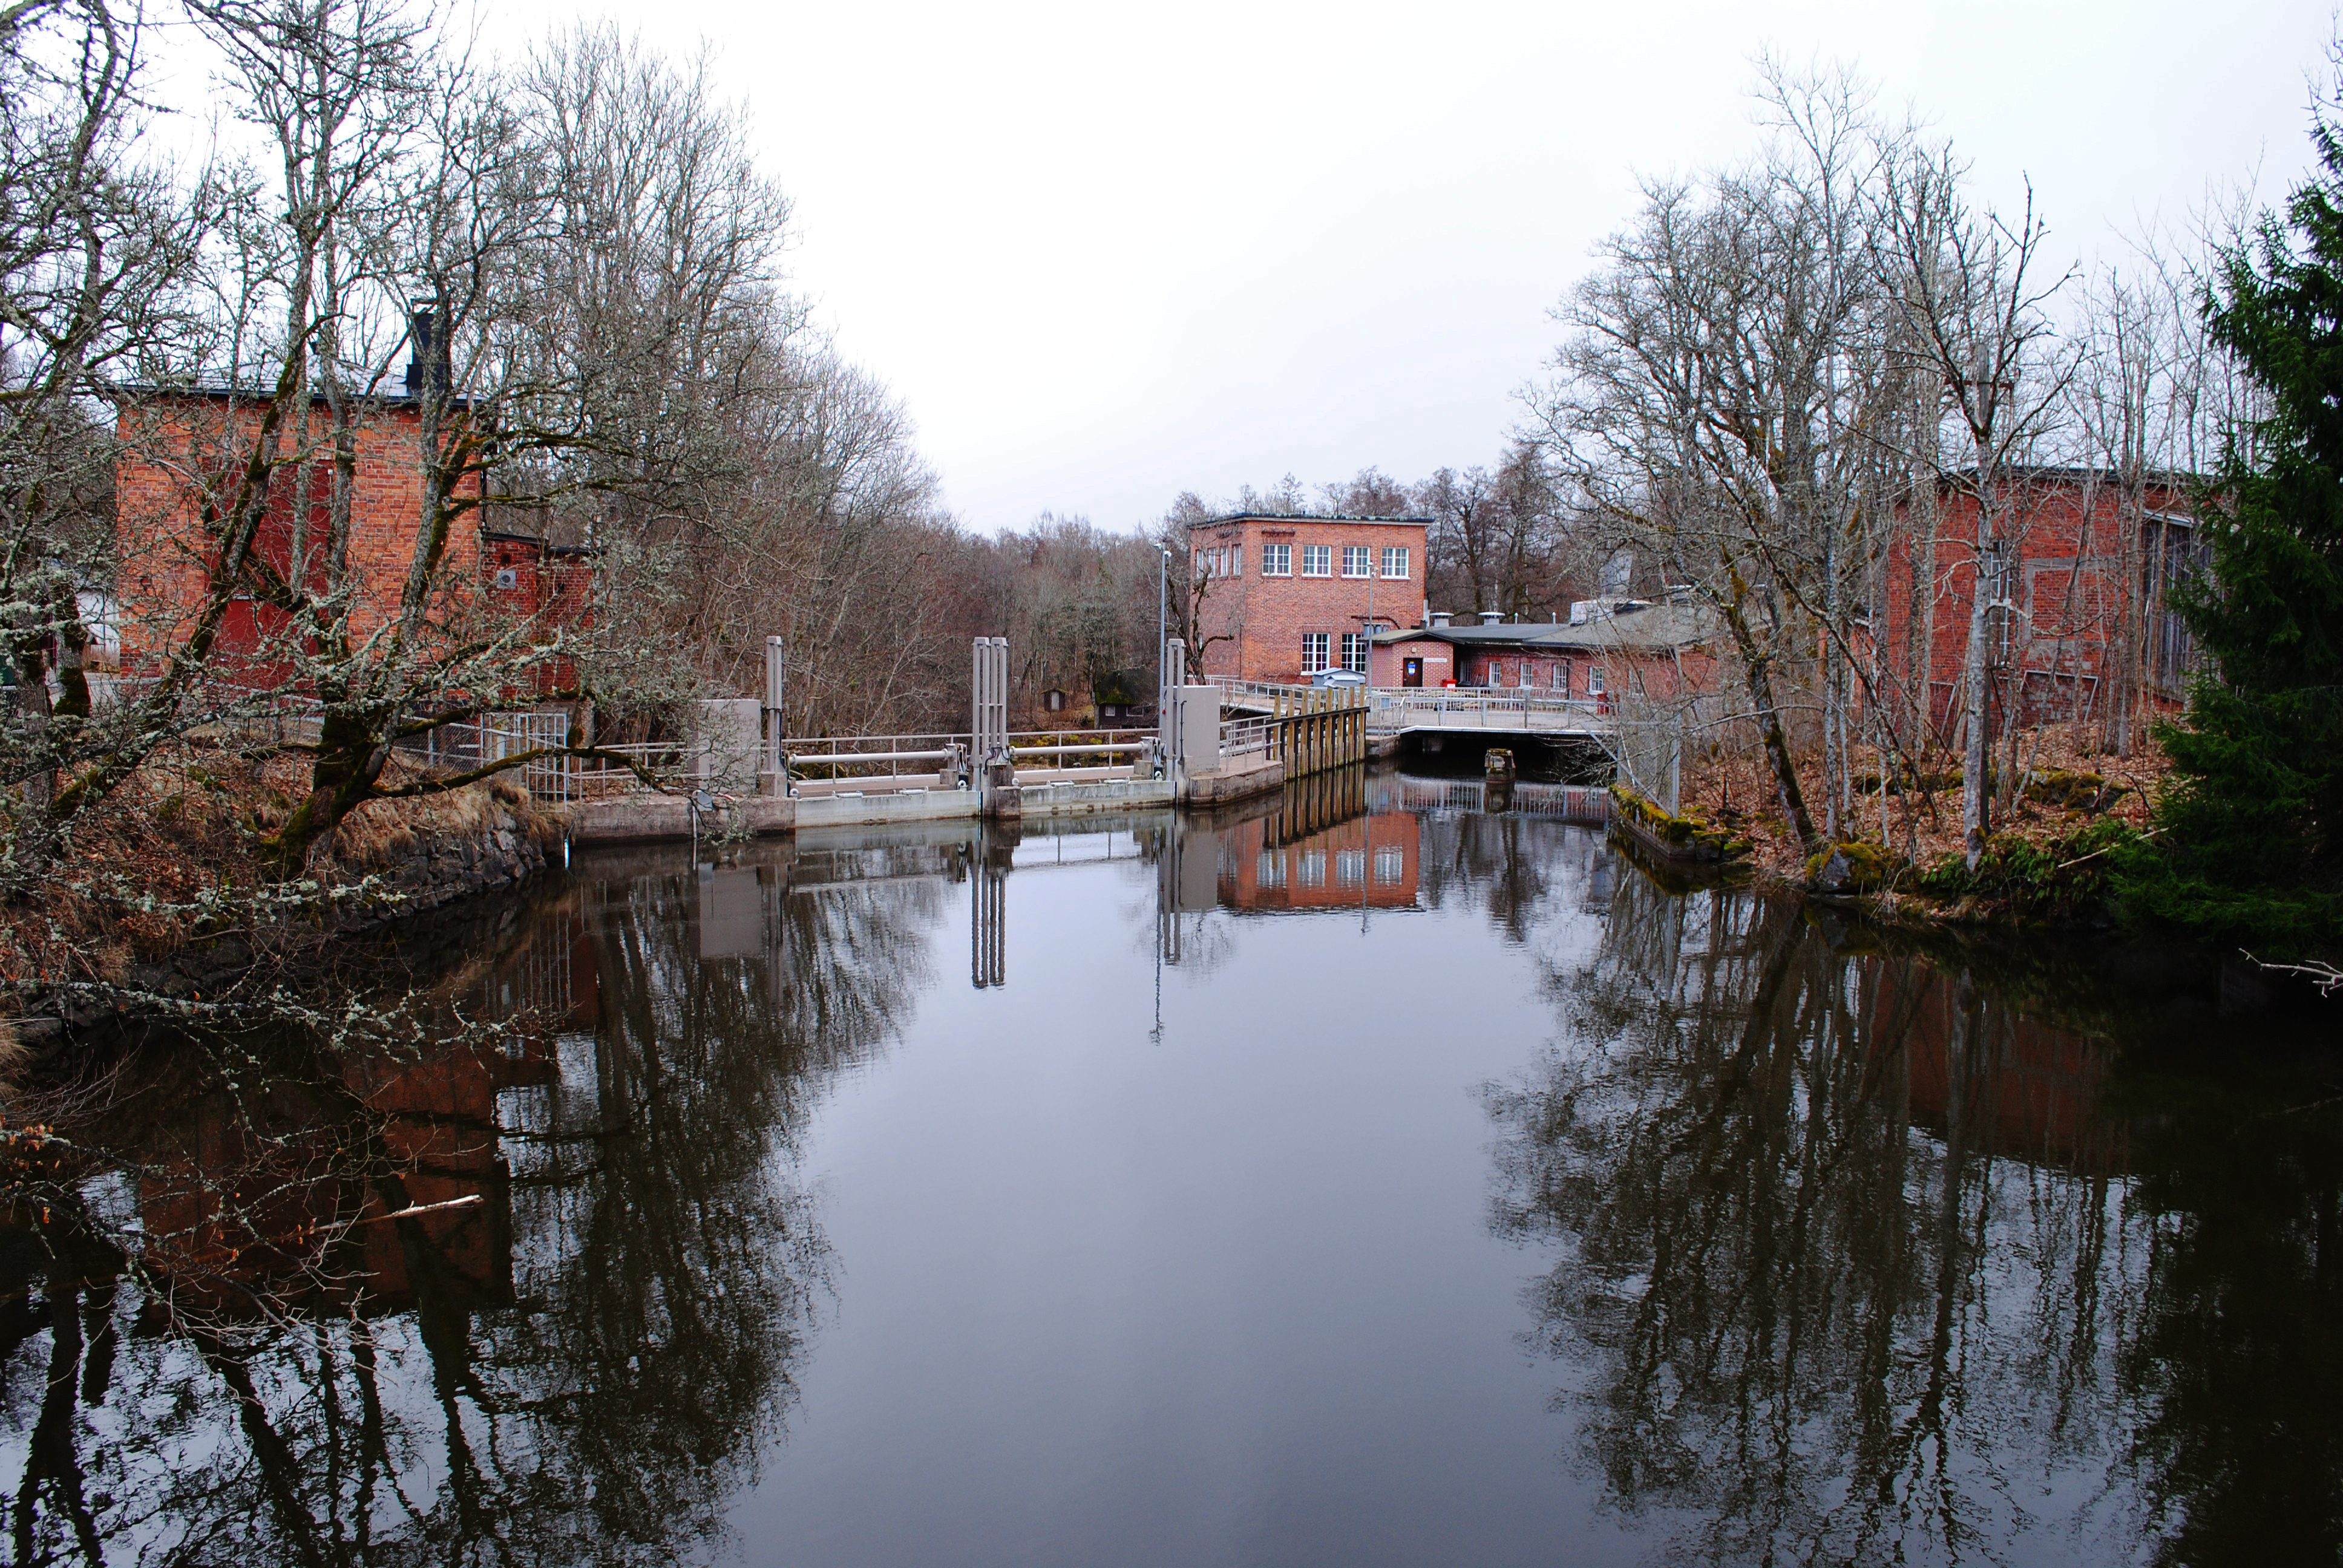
<box><xmin>1961</xmin><ymin>525</ymin><xmax>1994</xmax><ymax>870</ymax></box>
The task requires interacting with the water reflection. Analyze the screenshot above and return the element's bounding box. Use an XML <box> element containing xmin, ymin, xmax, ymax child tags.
<box><xmin>4</xmin><ymin>774</ymin><xmax>2340</xmax><ymax>1564</ymax></box>
<box><xmin>0</xmin><ymin>838</ymin><xmax>946</xmax><ymax>1564</ymax></box>
<box><xmin>1489</xmin><ymin>853</ymin><xmax>2343</xmax><ymax>1566</ymax></box>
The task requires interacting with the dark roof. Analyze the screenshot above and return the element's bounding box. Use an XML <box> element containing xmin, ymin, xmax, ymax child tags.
<box><xmin>1934</xmin><ymin>464</ymin><xmax>2204</xmax><ymax>491</ymax></box>
<box><xmin>481</xmin><ymin>528</ymin><xmax>599</xmax><ymax>558</ymax></box>
<box><xmin>108</xmin><ymin>380</ymin><xmax>473</xmax><ymax>411</ymax></box>
<box><xmin>1199</xmin><ymin>512</ymin><xmax>1430</xmax><ymax>528</ymax></box>
<box><xmin>1377</xmin><ymin>599</ymin><xmax>1714</xmax><ymax>654</ymax></box>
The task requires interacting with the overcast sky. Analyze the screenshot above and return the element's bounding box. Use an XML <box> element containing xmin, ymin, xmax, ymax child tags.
<box><xmin>468</xmin><ymin>0</ymin><xmax>2327</xmax><ymax>535</ymax></box>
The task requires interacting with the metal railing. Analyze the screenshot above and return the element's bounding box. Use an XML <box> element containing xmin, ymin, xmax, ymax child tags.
<box><xmin>1367</xmin><ymin>688</ymin><xmax>1607</xmax><ymax>731</ymax></box>
<box><xmin>1202</xmin><ymin>674</ymin><xmax>1368</xmax><ymax>713</ymax></box>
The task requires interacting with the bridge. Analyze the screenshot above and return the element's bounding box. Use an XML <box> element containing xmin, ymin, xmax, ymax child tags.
<box><xmin>1204</xmin><ymin>676</ymin><xmax>1611</xmax><ymax>739</ymax></box>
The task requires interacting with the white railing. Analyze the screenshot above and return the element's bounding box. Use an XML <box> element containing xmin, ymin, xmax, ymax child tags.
<box><xmin>481</xmin><ymin>710</ymin><xmax>573</xmax><ymax>802</ymax></box>
<box><xmin>1202</xmin><ymin>674</ymin><xmax>1368</xmax><ymax>714</ymax></box>
<box><xmin>1368</xmin><ymin>688</ymin><xmax>1607</xmax><ymax>731</ymax></box>
<box><xmin>1221</xmin><ymin>716</ymin><xmax>1277</xmax><ymax>760</ymax></box>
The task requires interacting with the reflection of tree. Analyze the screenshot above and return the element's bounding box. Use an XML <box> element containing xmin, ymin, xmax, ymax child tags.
<box><xmin>1490</xmin><ymin>866</ymin><xmax>2142</xmax><ymax>1566</ymax></box>
<box><xmin>2113</xmin><ymin>1043</ymin><xmax>2343</xmax><ymax>1567</ymax></box>
<box><xmin>1415</xmin><ymin>812</ymin><xmax>1583</xmax><ymax>941</ymax></box>
<box><xmin>2</xmin><ymin>845</ymin><xmax>946</xmax><ymax>1564</ymax></box>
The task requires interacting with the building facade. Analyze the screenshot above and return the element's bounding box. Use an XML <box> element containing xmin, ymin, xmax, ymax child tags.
<box><xmin>1878</xmin><ymin>471</ymin><xmax>2200</xmax><ymax>737</ymax></box>
<box><xmin>1370</xmin><ymin>599</ymin><xmax>1719</xmax><ymax>710</ymax></box>
<box><xmin>1188</xmin><ymin>514</ymin><xmax>1429</xmax><ymax>683</ymax></box>
<box><xmin>111</xmin><ymin>388</ymin><xmax>589</xmax><ymax>697</ymax></box>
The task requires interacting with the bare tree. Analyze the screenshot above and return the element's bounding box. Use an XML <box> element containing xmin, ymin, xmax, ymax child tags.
<box><xmin>1874</xmin><ymin>141</ymin><xmax>2075</xmax><ymax>867</ymax></box>
<box><xmin>1531</xmin><ymin>63</ymin><xmax>1896</xmax><ymax>853</ymax></box>
<box><xmin>0</xmin><ymin>0</ymin><xmax>207</xmax><ymax>874</ymax></box>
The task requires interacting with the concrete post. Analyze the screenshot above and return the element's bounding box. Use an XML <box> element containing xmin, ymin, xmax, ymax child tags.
<box><xmin>760</xmin><ymin>635</ymin><xmax>787</xmax><ymax>797</ymax></box>
<box><xmin>973</xmin><ymin>636</ymin><xmax>1014</xmax><ymax>817</ymax></box>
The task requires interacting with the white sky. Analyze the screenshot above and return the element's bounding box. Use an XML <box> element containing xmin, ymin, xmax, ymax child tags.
<box><xmin>461</xmin><ymin>0</ymin><xmax>2329</xmax><ymax>535</ymax></box>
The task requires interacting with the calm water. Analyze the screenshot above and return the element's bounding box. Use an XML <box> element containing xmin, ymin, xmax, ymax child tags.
<box><xmin>5</xmin><ymin>769</ymin><xmax>2341</xmax><ymax>1566</ymax></box>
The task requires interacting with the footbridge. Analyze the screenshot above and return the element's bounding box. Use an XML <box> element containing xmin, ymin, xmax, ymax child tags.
<box><xmin>1205</xmin><ymin>677</ymin><xmax>1613</xmax><ymax>739</ymax></box>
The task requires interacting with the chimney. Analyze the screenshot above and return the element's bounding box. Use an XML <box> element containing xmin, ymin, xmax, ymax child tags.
<box><xmin>405</xmin><ymin>300</ymin><xmax>449</xmax><ymax>398</ymax></box>
<box><xmin>1429</xmin><ymin>610</ymin><xmax>1452</xmax><ymax>629</ymax></box>
<box><xmin>1479</xmin><ymin>610</ymin><xmax>1503</xmax><ymax>626</ymax></box>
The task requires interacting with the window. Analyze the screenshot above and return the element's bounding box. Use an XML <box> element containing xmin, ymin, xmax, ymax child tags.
<box><xmin>1301</xmin><ymin>632</ymin><xmax>1331</xmax><ymax>673</ymax></box>
<box><xmin>1552</xmin><ymin>661</ymin><xmax>1570</xmax><ymax>691</ymax></box>
<box><xmin>1380</xmin><ymin>546</ymin><xmax>1410</xmax><ymax>580</ymax></box>
<box><xmin>1335</xmin><ymin>849</ymin><xmax>1366</xmax><ymax>886</ymax></box>
<box><xmin>1342</xmin><ymin>545</ymin><xmax>1371</xmax><ymax>578</ymax></box>
<box><xmin>1262</xmin><ymin>543</ymin><xmax>1293</xmax><ymax>577</ymax></box>
<box><xmin>1518</xmin><ymin>662</ymin><xmax>1534</xmax><ymax>688</ymax></box>
<box><xmin>1300</xmin><ymin>544</ymin><xmax>1332</xmax><ymax>577</ymax></box>
<box><xmin>1194</xmin><ymin>551</ymin><xmax>1207</xmax><ymax>578</ymax></box>
<box><xmin>1485</xmin><ymin>660</ymin><xmax>1504</xmax><ymax>687</ymax></box>
<box><xmin>1298</xmin><ymin>850</ymin><xmax>1326</xmax><ymax>887</ymax></box>
<box><xmin>1587</xmin><ymin>666</ymin><xmax>1607</xmax><ymax>697</ymax></box>
<box><xmin>1229</xmin><ymin>544</ymin><xmax>1242</xmax><ymax>577</ymax></box>
<box><xmin>1257</xmin><ymin>850</ymin><xmax>1286</xmax><ymax>887</ymax></box>
<box><xmin>1374</xmin><ymin>846</ymin><xmax>1404</xmax><ymax>884</ymax></box>
<box><xmin>1340</xmin><ymin>632</ymin><xmax>1368</xmax><ymax>673</ymax></box>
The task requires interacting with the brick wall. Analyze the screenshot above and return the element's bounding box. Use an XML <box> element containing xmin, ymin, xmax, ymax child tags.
<box><xmin>1878</xmin><ymin>475</ymin><xmax>2192</xmax><ymax>737</ymax></box>
<box><xmin>1192</xmin><ymin>516</ymin><xmax>1429</xmax><ymax>682</ymax></box>
<box><xmin>114</xmin><ymin>394</ymin><xmax>488</xmax><ymax>678</ymax></box>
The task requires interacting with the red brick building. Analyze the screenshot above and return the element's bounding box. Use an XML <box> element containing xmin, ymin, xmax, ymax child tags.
<box><xmin>1188</xmin><ymin>513</ymin><xmax>1429</xmax><ymax>682</ymax></box>
<box><xmin>111</xmin><ymin>389</ymin><xmax>494</xmax><ymax>677</ymax></box>
<box><xmin>1369</xmin><ymin>598</ymin><xmax>1720</xmax><ymax>709</ymax></box>
<box><xmin>1878</xmin><ymin>470</ymin><xmax>2200</xmax><ymax>737</ymax></box>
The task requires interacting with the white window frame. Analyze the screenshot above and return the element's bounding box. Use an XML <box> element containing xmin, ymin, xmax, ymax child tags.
<box><xmin>1229</xmin><ymin>544</ymin><xmax>1242</xmax><ymax>577</ymax></box>
<box><xmin>1340</xmin><ymin>632</ymin><xmax>1367</xmax><ymax>673</ymax></box>
<box><xmin>1300</xmin><ymin>544</ymin><xmax>1332</xmax><ymax>578</ymax></box>
<box><xmin>1373</xmin><ymin>845</ymin><xmax>1404</xmax><ymax>885</ymax></box>
<box><xmin>1341</xmin><ymin>545</ymin><xmax>1372</xmax><ymax>578</ymax></box>
<box><xmin>1261</xmin><ymin>543</ymin><xmax>1292</xmax><ymax>577</ymax></box>
<box><xmin>1380</xmin><ymin>546</ymin><xmax>1410</xmax><ymax>580</ymax></box>
<box><xmin>1588</xmin><ymin>666</ymin><xmax>1607</xmax><ymax>697</ymax></box>
<box><xmin>1552</xmin><ymin>661</ymin><xmax>1569</xmax><ymax>691</ymax></box>
<box><xmin>1300</xmin><ymin>632</ymin><xmax>1331</xmax><ymax>673</ymax></box>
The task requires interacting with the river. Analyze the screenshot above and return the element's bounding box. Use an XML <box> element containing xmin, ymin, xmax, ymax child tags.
<box><xmin>3</xmin><ymin>768</ymin><xmax>2338</xmax><ymax>1566</ymax></box>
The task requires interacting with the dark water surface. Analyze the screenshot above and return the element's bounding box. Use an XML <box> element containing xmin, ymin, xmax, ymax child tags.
<box><xmin>6</xmin><ymin>769</ymin><xmax>2341</xmax><ymax>1566</ymax></box>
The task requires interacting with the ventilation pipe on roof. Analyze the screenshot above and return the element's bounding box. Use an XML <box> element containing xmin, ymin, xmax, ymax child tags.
<box><xmin>1429</xmin><ymin>610</ymin><xmax>1452</xmax><ymax>629</ymax></box>
<box><xmin>405</xmin><ymin>299</ymin><xmax>450</xmax><ymax>398</ymax></box>
<box><xmin>1480</xmin><ymin>610</ymin><xmax>1504</xmax><ymax>626</ymax></box>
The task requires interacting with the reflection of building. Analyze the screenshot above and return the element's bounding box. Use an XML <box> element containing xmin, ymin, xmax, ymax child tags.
<box><xmin>137</xmin><ymin>906</ymin><xmax>600</xmax><ymax>1315</ymax></box>
<box><xmin>1219</xmin><ymin>809</ymin><xmax>1420</xmax><ymax>912</ymax></box>
<box><xmin>1877</xmin><ymin>964</ymin><xmax>2128</xmax><ymax>1177</ymax></box>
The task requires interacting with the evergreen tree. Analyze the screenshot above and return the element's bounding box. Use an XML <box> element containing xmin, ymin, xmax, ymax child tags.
<box><xmin>2129</xmin><ymin>94</ymin><xmax>2343</xmax><ymax>955</ymax></box>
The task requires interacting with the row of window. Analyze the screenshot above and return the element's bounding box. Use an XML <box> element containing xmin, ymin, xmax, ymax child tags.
<box><xmin>1256</xmin><ymin>845</ymin><xmax>1408</xmax><ymax>889</ymax></box>
<box><xmin>1299</xmin><ymin>632</ymin><xmax>1371</xmax><ymax>674</ymax></box>
<box><xmin>1478</xmin><ymin>658</ymin><xmax>1605</xmax><ymax>694</ymax></box>
<box><xmin>1194</xmin><ymin>544</ymin><xmax>1411</xmax><ymax>580</ymax></box>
